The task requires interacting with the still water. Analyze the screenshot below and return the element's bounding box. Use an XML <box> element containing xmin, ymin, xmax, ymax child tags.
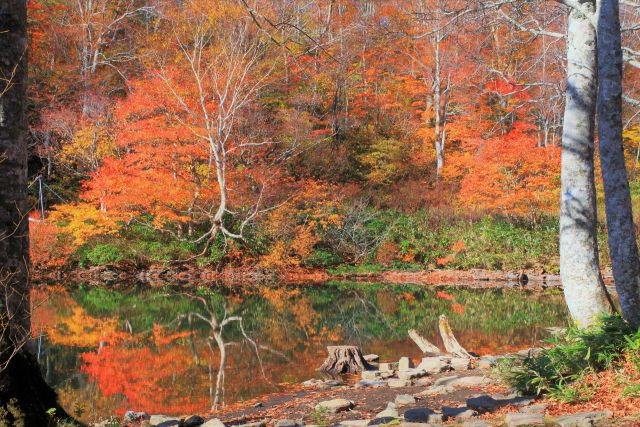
<box><xmin>32</xmin><ymin>281</ymin><xmax>569</xmax><ymax>424</ymax></box>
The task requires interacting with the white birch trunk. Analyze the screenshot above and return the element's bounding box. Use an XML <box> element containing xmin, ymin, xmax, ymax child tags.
<box><xmin>560</xmin><ymin>6</ymin><xmax>613</xmax><ymax>327</ymax></box>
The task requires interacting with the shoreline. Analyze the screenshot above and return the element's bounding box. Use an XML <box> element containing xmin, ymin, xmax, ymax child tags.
<box><xmin>31</xmin><ymin>264</ymin><xmax>598</xmax><ymax>289</ymax></box>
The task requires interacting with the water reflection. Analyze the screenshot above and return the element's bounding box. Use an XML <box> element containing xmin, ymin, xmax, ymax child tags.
<box><xmin>32</xmin><ymin>282</ymin><xmax>569</xmax><ymax>424</ymax></box>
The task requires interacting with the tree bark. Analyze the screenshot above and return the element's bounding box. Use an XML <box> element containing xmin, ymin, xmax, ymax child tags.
<box><xmin>596</xmin><ymin>0</ymin><xmax>640</xmax><ymax>327</ymax></box>
<box><xmin>560</xmin><ymin>4</ymin><xmax>614</xmax><ymax>328</ymax></box>
<box><xmin>0</xmin><ymin>2</ymin><xmax>72</xmax><ymax>424</ymax></box>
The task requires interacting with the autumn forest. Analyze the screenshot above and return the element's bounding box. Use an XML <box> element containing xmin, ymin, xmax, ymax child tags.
<box><xmin>5</xmin><ymin>0</ymin><xmax>640</xmax><ymax>426</ymax></box>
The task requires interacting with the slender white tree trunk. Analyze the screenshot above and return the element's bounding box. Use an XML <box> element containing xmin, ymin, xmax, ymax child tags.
<box><xmin>560</xmin><ymin>6</ymin><xmax>613</xmax><ymax>327</ymax></box>
<box><xmin>596</xmin><ymin>0</ymin><xmax>640</xmax><ymax>327</ymax></box>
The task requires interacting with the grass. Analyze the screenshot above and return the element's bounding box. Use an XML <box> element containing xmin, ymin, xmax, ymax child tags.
<box><xmin>497</xmin><ymin>315</ymin><xmax>640</xmax><ymax>403</ymax></box>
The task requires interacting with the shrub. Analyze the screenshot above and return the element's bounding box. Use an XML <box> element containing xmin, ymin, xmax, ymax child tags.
<box><xmin>78</xmin><ymin>243</ymin><xmax>126</xmax><ymax>266</ymax></box>
<box><xmin>498</xmin><ymin>315</ymin><xmax>637</xmax><ymax>402</ymax></box>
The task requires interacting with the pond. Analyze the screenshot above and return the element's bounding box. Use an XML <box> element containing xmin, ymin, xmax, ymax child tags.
<box><xmin>32</xmin><ymin>281</ymin><xmax>569</xmax><ymax>424</ymax></box>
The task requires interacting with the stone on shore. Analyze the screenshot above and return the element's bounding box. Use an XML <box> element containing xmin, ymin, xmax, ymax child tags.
<box><xmin>201</xmin><ymin>419</ymin><xmax>226</xmax><ymax>427</ymax></box>
<box><xmin>184</xmin><ymin>415</ymin><xmax>205</xmax><ymax>427</ymax></box>
<box><xmin>442</xmin><ymin>406</ymin><xmax>477</xmax><ymax>421</ymax></box>
<box><xmin>150</xmin><ymin>415</ymin><xmax>181</xmax><ymax>426</ymax></box>
<box><xmin>338</xmin><ymin>420</ymin><xmax>370</xmax><ymax>427</ymax></box>
<box><xmin>450</xmin><ymin>357</ymin><xmax>471</xmax><ymax>371</ymax></box>
<box><xmin>552</xmin><ymin>411</ymin><xmax>612</xmax><ymax>427</ymax></box>
<box><xmin>398</xmin><ymin>357</ymin><xmax>414</xmax><ymax>371</ymax></box>
<box><xmin>364</xmin><ymin>354</ymin><xmax>380</xmax><ymax>362</ymax></box>
<box><xmin>397</xmin><ymin>368</ymin><xmax>427</xmax><ymax>380</ymax></box>
<box><xmin>362</xmin><ymin>370</ymin><xmax>392</xmax><ymax>380</ymax></box>
<box><xmin>417</xmin><ymin>357</ymin><xmax>450</xmax><ymax>374</ymax></box>
<box><xmin>356</xmin><ymin>379</ymin><xmax>388</xmax><ymax>388</ymax></box>
<box><xmin>275</xmin><ymin>420</ymin><xmax>301</xmax><ymax>427</ymax></box>
<box><xmin>403</xmin><ymin>408</ymin><xmax>444</xmax><ymax>424</ymax></box>
<box><xmin>466</xmin><ymin>395</ymin><xmax>498</xmax><ymax>413</ymax></box>
<box><xmin>124</xmin><ymin>411</ymin><xmax>150</xmax><ymax>425</ymax></box>
<box><xmin>504</xmin><ymin>412</ymin><xmax>544</xmax><ymax>426</ymax></box>
<box><xmin>315</xmin><ymin>398</ymin><xmax>355</xmax><ymax>414</ymax></box>
<box><xmin>388</xmin><ymin>378</ymin><xmax>412</xmax><ymax>388</ymax></box>
<box><xmin>379</xmin><ymin>362</ymin><xmax>399</xmax><ymax>372</ymax></box>
<box><xmin>376</xmin><ymin>402</ymin><xmax>399</xmax><ymax>419</ymax></box>
<box><xmin>394</xmin><ymin>394</ymin><xmax>416</xmax><ymax>407</ymax></box>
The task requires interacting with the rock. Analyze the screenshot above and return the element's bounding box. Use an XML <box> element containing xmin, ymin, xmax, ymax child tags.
<box><xmin>394</xmin><ymin>394</ymin><xmax>416</xmax><ymax>407</ymax></box>
<box><xmin>397</xmin><ymin>369</ymin><xmax>427</xmax><ymax>380</ymax></box>
<box><xmin>399</xmin><ymin>357</ymin><xmax>414</xmax><ymax>371</ymax></box>
<box><xmin>388</xmin><ymin>378</ymin><xmax>412</xmax><ymax>388</ymax></box>
<box><xmin>302</xmin><ymin>379</ymin><xmax>342</xmax><ymax>389</ymax></box>
<box><xmin>274</xmin><ymin>420</ymin><xmax>300</xmax><ymax>427</ymax></box>
<box><xmin>149</xmin><ymin>415</ymin><xmax>181</xmax><ymax>427</ymax></box>
<box><xmin>364</xmin><ymin>354</ymin><xmax>380</xmax><ymax>362</ymax></box>
<box><xmin>519</xmin><ymin>404</ymin><xmax>547</xmax><ymax>414</ymax></box>
<box><xmin>450</xmin><ymin>357</ymin><xmax>471</xmax><ymax>371</ymax></box>
<box><xmin>376</xmin><ymin>403</ymin><xmax>399</xmax><ymax>419</ymax></box>
<box><xmin>368</xmin><ymin>417</ymin><xmax>397</xmax><ymax>426</ymax></box>
<box><xmin>415</xmin><ymin>377</ymin><xmax>432</xmax><ymax>386</ymax></box>
<box><xmin>338</xmin><ymin>420</ymin><xmax>370</xmax><ymax>427</ymax></box>
<box><xmin>403</xmin><ymin>408</ymin><xmax>443</xmax><ymax>424</ymax></box>
<box><xmin>201</xmin><ymin>419</ymin><xmax>226</xmax><ymax>427</ymax></box>
<box><xmin>461</xmin><ymin>421</ymin><xmax>492</xmax><ymax>427</ymax></box>
<box><xmin>442</xmin><ymin>407</ymin><xmax>477</xmax><ymax>421</ymax></box>
<box><xmin>466</xmin><ymin>396</ymin><xmax>498</xmax><ymax>413</ymax></box>
<box><xmin>362</xmin><ymin>370</ymin><xmax>393</xmax><ymax>380</ymax></box>
<box><xmin>478</xmin><ymin>356</ymin><xmax>497</xmax><ymax>369</ymax></box>
<box><xmin>93</xmin><ymin>417</ymin><xmax>121</xmax><ymax>427</ymax></box>
<box><xmin>504</xmin><ymin>412</ymin><xmax>544</xmax><ymax>426</ymax></box>
<box><xmin>379</xmin><ymin>362</ymin><xmax>399</xmax><ymax>372</ymax></box>
<box><xmin>417</xmin><ymin>357</ymin><xmax>450</xmax><ymax>374</ymax></box>
<box><xmin>237</xmin><ymin>422</ymin><xmax>266</xmax><ymax>427</ymax></box>
<box><xmin>434</xmin><ymin>375</ymin><xmax>491</xmax><ymax>388</ymax></box>
<box><xmin>184</xmin><ymin>415</ymin><xmax>205</xmax><ymax>427</ymax></box>
<box><xmin>357</xmin><ymin>379</ymin><xmax>388</xmax><ymax>388</ymax></box>
<box><xmin>124</xmin><ymin>411</ymin><xmax>150</xmax><ymax>425</ymax></box>
<box><xmin>315</xmin><ymin>399</ymin><xmax>355</xmax><ymax>414</ymax></box>
<box><xmin>552</xmin><ymin>411</ymin><xmax>612</xmax><ymax>427</ymax></box>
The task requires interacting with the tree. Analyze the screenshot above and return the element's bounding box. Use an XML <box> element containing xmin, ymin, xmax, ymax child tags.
<box><xmin>559</xmin><ymin>1</ymin><xmax>614</xmax><ymax>327</ymax></box>
<box><xmin>0</xmin><ymin>1</ymin><xmax>71</xmax><ymax>424</ymax></box>
<box><xmin>597</xmin><ymin>0</ymin><xmax>640</xmax><ymax>327</ymax></box>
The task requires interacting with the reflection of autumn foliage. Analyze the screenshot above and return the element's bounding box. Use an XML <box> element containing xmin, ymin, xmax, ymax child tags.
<box><xmin>81</xmin><ymin>328</ymin><xmax>208</xmax><ymax>416</ymax></box>
<box><xmin>49</xmin><ymin>307</ymin><xmax>122</xmax><ymax>347</ymax></box>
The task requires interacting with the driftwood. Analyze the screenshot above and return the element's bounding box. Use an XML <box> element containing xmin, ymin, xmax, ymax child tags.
<box><xmin>438</xmin><ymin>314</ymin><xmax>474</xmax><ymax>358</ymax></box>
<box><xmin>408</xmin><ymin>329</ymin><xmax>441</xmax><ymax>355</ymax></box>
<box><xmin>318</xmin><ymin>345</ymin><xmax>374</xmax><ymax>375</ymax></box>
<box><xmin>408</xmin><ymin>314</ymin><xmax>476</xmax><ymax>359</ymax></box>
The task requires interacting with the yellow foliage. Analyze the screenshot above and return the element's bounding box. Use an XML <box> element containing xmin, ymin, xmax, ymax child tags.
<box><xmin>59</xmin><ymin>124</ymin><xmax>115</xmax><ymax>172</ymax></box>
<box><xmin>50</xmin><ymin>202</ymin><xmax>120</xmax><ymax>245</ymax></box>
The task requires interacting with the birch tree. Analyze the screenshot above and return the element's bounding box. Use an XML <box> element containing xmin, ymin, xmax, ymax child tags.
<box><xmin>596</xmin><ymin>0</ymin><xmax>640</xmax><ymax>327</ymax></box>
<box><xmin>560</xmin><ymin>1</ymin><xmax>614</xmax><ymax>327</ymax></box>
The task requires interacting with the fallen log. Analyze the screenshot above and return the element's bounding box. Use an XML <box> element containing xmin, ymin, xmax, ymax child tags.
<box><xmin>318</xmin><ymin>345</ymin><xmax>374</xmax><ymax>375</ymax></box>
<box><xmin>408</xmin><ymin>329</ymin><xmax>441</xmax><ymax>355</ymax></box>
<box><xmin>438</xmin><ymin>314</ymin><xmax>475</xmax><ymax>358</ymax></box>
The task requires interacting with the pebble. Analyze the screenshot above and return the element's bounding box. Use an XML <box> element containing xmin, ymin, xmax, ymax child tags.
<box><xmin>338</xmin><ymin>420</ymin><xmax>370</xmax><ymax>427</ymax></box>
<box><xmin>397</xmin><ymin>368</ymin><xmax>427</xmax><ymax>380</ymax></box>
<box><xmin>201</xmin><ymin>419</ymin><xmax>226</xmax><ymax>427</ymax></box>
<box><xmin>356</xmin><ymin>379</ymin><xmax>388</xmax><ymax>388</ymax></box>
<box><xmin>442</xmin><ymin>406</ymin><xmax>477</xmax><ymax>421</ymax></box>
<box><xmin>275</xmin><ymin>420</ymin><xmax>300</xmax><ymax>427</ymax></box>
<box><xmin>466</xmin><ymin>395</ymin><xmax>498</xmax><ymax>413</ymax></box>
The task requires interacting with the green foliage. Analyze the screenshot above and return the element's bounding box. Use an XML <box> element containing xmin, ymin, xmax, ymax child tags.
<box><xmin>498</xmin><ymin>315</ymin><xmax>637</xmax><ymax>402</ymax></box>
<box><xmin>77</xmin><ymin>243</ymin><xmax>125</xmax><ymax>266</ymax></box>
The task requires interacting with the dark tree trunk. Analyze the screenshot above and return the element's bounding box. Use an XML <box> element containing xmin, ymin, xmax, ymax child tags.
<box><xmin>0</xmin><ymin>2</ymin><xmax>73</xmax><ymax>424</ymax></box>
<box><xmin>596</xmin><ymin>0</ymin><xmax>640</xmax><ymax>327</ymax></box>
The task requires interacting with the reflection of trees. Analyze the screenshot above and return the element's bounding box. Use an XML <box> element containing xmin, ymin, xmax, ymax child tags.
<box><xmin>32</xmin><ymin>283</ymin><xmax>569</xmax><ymax>422</ymax></box>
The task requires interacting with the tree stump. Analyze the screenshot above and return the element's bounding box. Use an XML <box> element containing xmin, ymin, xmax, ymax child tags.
<box><xmin>318</xmin><ymin>345</ymin><xmax>374</xmax><ymax>375</ymax></box>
